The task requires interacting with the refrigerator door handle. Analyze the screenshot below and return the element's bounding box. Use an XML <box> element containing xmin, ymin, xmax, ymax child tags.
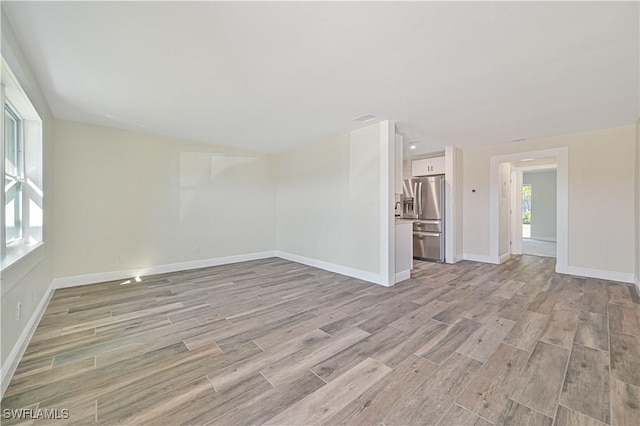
<box><xmin>415</xmin><ymin>231</ymin><xmax>440</xmax><ymax>237</ymax></box>
<box><xmin>413</xmin><ymin>181</ymin><xmax>419</xmax><ymax>216</ymax></box>
<box><xmin>418</xmin><ymin>181</ymin><xmax>423</xmax><ymax>216</ymax></box>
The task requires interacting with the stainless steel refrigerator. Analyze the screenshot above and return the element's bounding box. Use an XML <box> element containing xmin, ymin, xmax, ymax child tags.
<box><xmin>401</xmin><ymin>175</ymin><xmax>445</xmax><ymax>262</ymax></box>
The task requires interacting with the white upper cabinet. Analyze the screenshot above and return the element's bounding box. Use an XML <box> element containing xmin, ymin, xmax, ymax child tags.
<box><xmin>412</xmin><ymin>156</ymin><xmax>445</xmax><ymax>176</ymax></box>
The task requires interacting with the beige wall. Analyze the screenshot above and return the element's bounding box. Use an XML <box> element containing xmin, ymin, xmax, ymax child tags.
<box><xmin>636</xmin><ymin>119</ymin><xmax>640</xmax><ymax>285</ymax></box>
<box><xmin>524</xmin><ymin>170</ymin><xmax>557</xmax><ymax>241</ymax></box>
<box><xmin>463</xmin><ymin>125</ymin><xmax>636</xmax><ymax>276</ymax></box>
<box><xmin>498</xmin><ymin>162</ymin><xmax>511</xmax><ymax>258</ymax></box>
<box><xmin>53</xmin><ymin>120</ymin><xmax>277</xmax><ymax>278</ymax></box>
<box><xmin>455</xmin><ymin>148</ymin><xmax>464</xmax><ymax>260</ymax></box>
<box><xmin>276</xmin><ymin>124</ymin><xmax>381</xmax><ymax>274</ymax></box>
<box><xmin>1</xmin><ymin>11</ymin><xmax>55</xmax><ymax>374</ymax></box>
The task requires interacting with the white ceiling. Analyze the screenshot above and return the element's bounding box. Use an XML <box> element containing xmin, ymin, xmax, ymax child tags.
<box><xmin>3</xmin><ymin>1</ymin><xmax>638</xmax><ymax>153</ymax></box>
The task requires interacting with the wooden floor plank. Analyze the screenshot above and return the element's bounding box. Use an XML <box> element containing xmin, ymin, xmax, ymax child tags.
<box><xmin>610</xmin><ymin>378</ymin><xmax>640</xmax><ymax>426</ymax></box>
<box><xmin>324</xmin><ymin>355</ymin><xmax>438</xmax><ymax>426</ymax></box>
<box><xmin>497</xmin><ymin>295</ymin><xmax>531</xmax><ymax>321</ymax></box>
<box><xmin>261</xmin><ymin>327</ymin><xmax>370</xmax><ymax>387</ymax></box>
<box><xmin>554</xmin><ymin>405</ymin><xmax>608</xmax><ymax>426</ymax></box>
<box><xmin>574</xmin><ymin>311</ymin><xmax>609</xmax><ymax>352</ymax></box>
<box><xmin>610</xmin><ymin>331</ymin><xmax>640</xmax><ymax>386</ymax></box>
<box><xmin>437</xmin><ymin>403</ymin><xmax>492</xmax><ymax>426</ymax></box>
<box><xmin>559</xmin><ymin>344</ymin><xmax>610</xmax><ymax>424</ymax></box>
<box><xmin>417</xmin><ymin>318</ymin><xmax>482</xmax><ymax>364</ymax></box>
<box><xmin>208</xmin><ymin>329</ymin><xmax>330</xmax><ymax>390</ymax></box>
<box><xmin>503</xmin><ymin>310</ymin><xmax>550</xmax><ymax>351</ymax></box>
<box><xmin>510</xmin><ymin>341</ymin><xmax>570</xmax><ymax>418</ymax></box>
<box><xmin>582</xmin><ymin>279</ymin><xmax>609</xmax><ymax>315</ymax></box>
<box><xmin>455</xmin><ymin>316</ymin><xmax>516</xmax><ymax>363</ymax></box>
<box><xmin>372</xmin><ymin>321</ymin><xmax>446</xmax><ymax>368</ymax></box>
<box><xmin>264</xmin><ymin>358</ymin><xmax>391</xmax><ymax>426</ymax></box>
<box><xmin>209</xmin><ymin>371</ymin><xmax>326</xmax><ymax>426</ymax></box>
<box><xmin>388</xmin><ymin>299</ymin><xmax>451</xmax><ymax>332</ymax></box>
<box><xmin>382</xmin><ymin>352</ymin><xmax>482</xmax><ymax>425</ymax></box>
<box><xmin>456</xmin><ymin>343</ymin><xmax>531</xmax><ymax>423</ymax></box>
<box><xmin>310</xmin><ymin>326</ymin><xmax>405</xmax><ymax>382</ymax></box>
<box><xmin>608</xmin><ymin>304</ymin><xmax>640</xmax><ymax>336</ymax></box>
<box><xmin>496</xmin><ymin>399</ymin><xmax>553</xmax><ymax>426</ymax></box>
<box><xmin>155</xmin><ymin>373</ymin><xmax>272</xmax><ymax>425</ymax></box>
<box><xmin>540</xmin><ymin>308</ymin><xmax>579</xmax><ymax>349</ymax></box>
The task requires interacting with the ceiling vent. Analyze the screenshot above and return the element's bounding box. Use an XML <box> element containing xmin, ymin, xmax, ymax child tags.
<box><xmin>353</xmin><ymin>114</ymin><xmax>377</xmax><ymax>123</ymax></box>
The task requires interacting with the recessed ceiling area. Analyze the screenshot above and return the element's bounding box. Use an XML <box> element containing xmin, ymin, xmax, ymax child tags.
<box><xmin>3</xmin><ymin>1</ymin><xmax>638</xmax><ymax>153</ymax></box>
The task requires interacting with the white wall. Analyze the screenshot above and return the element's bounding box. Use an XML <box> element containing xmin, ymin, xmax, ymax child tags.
<box><xmin>276</xmin><ymin>123</ymin><xmax>383</xmax><ymax>277</ymax></box>
<box><xmin>463</xmin><ymin>125</ymin><xmax>636</xmax><ymax>280</ymax></box>
<box><xmin>402</xmin><ymin>159</ymin><xmax>412</xmax><ymax>180</ymax></box>
<box><xmin>523</xmin><ymin>170</ymin><xmax>557</xmax><ymax>241</ymax></box>
<box><xmin>498</xmin><ymin>162</ymin><xmax>511</xmax><ymax>259</ymax></box>
<box><xmin>53</xmin><ymin>120</ymin><xmax>277</xmax><ymax>280</ymax></box>
<box><xmin>636</xmin><ymin>118</ymin><xmax>640</xmax><ymax>290</ymax></box>
<box><xmin>444</xmin><ymin>146</ymin><xmax>463</xmax><ymax>263</ymax></box>
<box><xmin>455</xmin><ymin>148</ymin><xmax>464</xmax><ymax>260</ymax></box>
<box><xmin>1</xmin><ymin>10</ymin><xmax>55</xmax><ymax>393</ymax></box>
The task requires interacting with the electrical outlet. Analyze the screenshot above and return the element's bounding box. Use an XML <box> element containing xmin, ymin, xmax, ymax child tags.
<box><xmin>16</xmin><ymin>302</ymin><xmax>21</xmax><ymax>321</ymax></box>
<box><xmin>195</xmin><ymin>246</ymin><xmax>201</xmax><ymax>254</ymax></box>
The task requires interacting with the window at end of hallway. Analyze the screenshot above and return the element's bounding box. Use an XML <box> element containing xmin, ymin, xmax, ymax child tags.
<box><xmin>1</xmin><ymin>57</ymin><xmax>43</xmax><ymax>270</ymax></box>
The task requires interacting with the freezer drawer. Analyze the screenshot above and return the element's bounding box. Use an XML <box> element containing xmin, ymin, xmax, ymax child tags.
<box><xmin>413</xmin><ymin>220</ymin><xmax>442</xmax><ymax>233</ymax></box>
<box><xmin>413</xmin><ymin>231</ymin><xmax>444</xmax><ymax>262</ymax></box>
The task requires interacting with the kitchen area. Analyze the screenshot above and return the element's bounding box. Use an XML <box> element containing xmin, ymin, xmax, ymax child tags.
<box><xmin>394</xmin><ymin>134</ymin><xmax>449</xmax><ymax>283</ymax></box>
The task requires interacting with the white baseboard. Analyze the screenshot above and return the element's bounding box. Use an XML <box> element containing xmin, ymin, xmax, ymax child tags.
<box><xmin>276</xmin><ymin>251</ymin><xmax>391</xmax><ymax>286</ymax></box>
<box><xmin>462</xmin><ymin>253</ymin><xmax>498</xmax><ymax>264</ymax></box>
<box><xmin>446</xmin><ymin>254</ymin><xmax>463</xmax><ymax>264</ymax></box>
<box><xmin>1</xmin><ymin>280</ymin><xmax>55</xmax><ymax>399</ymax></box>
<box><xmin>498</xmin><ymin>253</ymin><xmax>512</xmax><ymax>264</ymax></box>
<box><xmin>564</xmin><ymin>266</ymin><xmax>635</xmax><ymax>284</ymax></box>
<box><xmin>53</xmin><ymin>251</ymin><xmax>278</xmax><ymax>289</ymax></box>
<box><xmin>395</xmin><ymin>270</ymin><xmax>411</xmax><ymax>283</ymax></box>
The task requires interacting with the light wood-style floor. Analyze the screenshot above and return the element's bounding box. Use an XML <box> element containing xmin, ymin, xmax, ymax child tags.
<box><xmin>2</xmin><ymin>256</ymin><xmax>639</xmax><ymax>425</ymax></box>
<box><xmin>522</xmin><ymin>239</ymin><xmax>557</xmax><ymax>258</ymax></box>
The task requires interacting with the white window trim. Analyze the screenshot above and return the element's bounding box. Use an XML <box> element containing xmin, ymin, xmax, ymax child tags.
<box><xmin>1</xmin><ymin>57</ymin><xmax>44</xmax><ymax>272</ymax></box>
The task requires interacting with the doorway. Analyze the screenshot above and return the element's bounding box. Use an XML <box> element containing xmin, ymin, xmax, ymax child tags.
<box><xmin>489</xmin><ymin>148</ymin><xmax>568</xmax><ymax>274</ymax></box>
<box><xmin>519</xmin><ymin>168</ymin><xmax>557</xmax><ymax>258</ymax></box>
<box><xmin>522</xmin><ymin>184</ymin><xmax>531</xmax><ymax>239</ymax></box>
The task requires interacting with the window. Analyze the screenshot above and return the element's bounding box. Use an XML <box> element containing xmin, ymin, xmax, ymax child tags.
<box><xmin>4</xmin><ymin>102</ymin><xmax>23</xmax><ymax>245</ymax></box>
<box><xmin>522</xmin><ymin>184</ymin><xmax>531</xmax><ymax>239</ymax></box>
<box><xmin>1</xmin><ymin>57</ymin><xmax>43</xmax><ymax>268</ymax></box>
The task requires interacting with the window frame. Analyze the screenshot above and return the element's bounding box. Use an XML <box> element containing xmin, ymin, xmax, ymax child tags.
<box><xmin>4</xmin><ymin>99</ymin><xmax>26</xmax><ymax>249</ymax></box>
<box><xmin>1</xmin><ymin>57</ymin><xmax>44</xmax><ymax>271</ymax></box>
